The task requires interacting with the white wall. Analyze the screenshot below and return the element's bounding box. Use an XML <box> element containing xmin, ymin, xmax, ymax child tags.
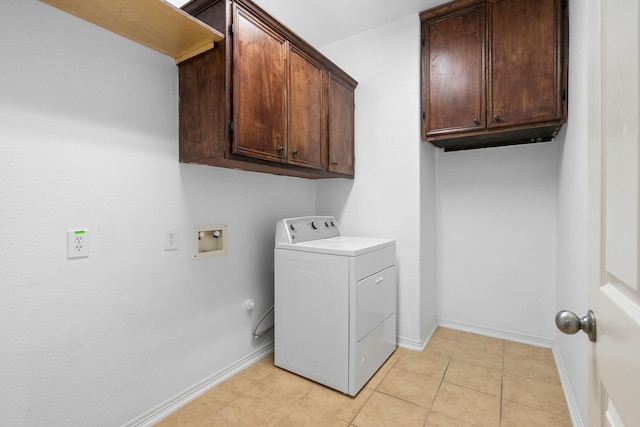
<box><xmin>317</xmin><ymin>14</ymin><xmax>438</xmax><ymax>346</ymax></box>
<box><xmin>420</xmin><ymin>142</ymin><xmax>438</xmax><ymax>338</ymax></box>
<box><xmin>554</xmin><ymin>0</ymin><xmax>590</xmax><ymax>423</ymax></box>
<box><xmin>1</xmin><ymin>1</ymin><xmax>592</xmax><ymax>425</ymax></box>
<box><xmin>436</xmin><ymin>142</ymin><xmax>559</xmax><ymax>339</ymax></box>
<box><xmin>0</xmin><ymin>3</ymin><xmax>316</xmax><ymax>426</ymax></box>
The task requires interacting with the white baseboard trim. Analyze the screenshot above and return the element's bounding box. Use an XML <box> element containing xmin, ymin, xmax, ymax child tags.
<box><xmin>397</xmin><ymin>323</ymin><xmax>437</xmax><ymax>351</ymax></box>
<box><xmin>552</xmin><ymin>341</ymin><xmax>585</xmax><ymax>427</ymax></box>
<box><xmin>122</xmin><ymin>341</ymin><xmax>274</xmax><ymax>427</ymax></box>
<box><xmin>436</xmin><ymin>319</ymin><xmax>554</xmax><ymax>348</ymax></box>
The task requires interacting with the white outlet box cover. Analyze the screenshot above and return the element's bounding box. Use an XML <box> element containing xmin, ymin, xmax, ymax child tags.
<box><xmin>67</xmin><ymin>229</ymin><xmax>90</xmax><ymax>259</ymax></box>
<box><xmin>164</xmin><ymin>229</ymin><xmax>178</xmax><ymax>251</ymax></box>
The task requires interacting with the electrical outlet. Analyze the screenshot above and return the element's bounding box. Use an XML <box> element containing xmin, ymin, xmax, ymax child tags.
<box><xmin>164</xmin><ymin>229</ymin><xmax>178</xmax><ymax>251</ymax></box>
<box><xmin>67</xmin><ymin>230</ymin><xmax>90</xmax><ymax>259</ymax></box>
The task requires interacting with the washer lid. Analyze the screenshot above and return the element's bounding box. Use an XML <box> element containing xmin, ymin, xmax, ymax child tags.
<box><xmin>275</xmin><ymin>236</ymin><xmax>395</xmax><ymax>256</ymax></box>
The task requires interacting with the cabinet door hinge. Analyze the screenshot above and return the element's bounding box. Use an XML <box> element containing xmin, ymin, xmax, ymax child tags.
<box><xmin>422</xmin><ymin>111</ymin><xmax>426</xmax><ymax>120</ymax></box>
<box><xmin>561</xmin><ymin>89</ymin><xmax>566</xmax><ymax>101</ymax></box>
<box><xmin>422</xmin><ymin>38</ymin><xmax>425</xmax><ymax>47</ymax></box>
<box><xmin>228</xmin><ymin>121</ymin><xmax>234</xmax><ymax>134</ymax></box>
<box><xmin>228</xmin><ymin>24</ymin><xmax>234</xmax><ymax>35</ymax></box>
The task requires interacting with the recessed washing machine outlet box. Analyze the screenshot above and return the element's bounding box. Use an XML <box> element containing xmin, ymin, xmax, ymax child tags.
<box><xmin>193</xmin><ymin>225</ymin><xmax>227</xmax><ymax>259</ymax></box>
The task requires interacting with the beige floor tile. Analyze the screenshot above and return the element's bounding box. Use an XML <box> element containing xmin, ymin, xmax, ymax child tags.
<box><xmin>153</xmin><ymin>401</ymin><xmax>229</xmax><ymax>427</ymax></box>
<box><xmin>425</xmin><ymin>411</ymin><xmax>476</xmax><ymax>427</ymax></box>
<box><xmin>243</xmin><ymin>380</ymin><xmax>297</xmax><ymax>404</ymax></box>
<box><xmin>259</xmin><ymin>367</ymin><xmax>316</xmax><ymax>399</ymax></box>
<box><xmin>504</xmin><ymin>341</ymin><xmax>555</xmax><ymax>363</ymax></box>
<box><xmin>431</xmin><ymin>382</ymin><xmax>501</xmax><ymax>426</ymax></box>
<box><xmin>376</xmin><ymin>366</ymin><xmax>441</xmax><ymax>408</ymax></box>
<box><xmin>267</xmin><ymin>387</ymin><xmax>355</xmax><ymax>426</ymax></box>
<box><xmin>301</xmin><ymin>384</ymin><xmax>374</xmax><ymax>423</ymax></box>
<box><xmin>384</xmin><ymin>347</ymin><xmax>403</xmax><ymax>365</ymax></box>
<box><xmin>392</xmin><ymin>346</ymin><xmax>419</xmax><ymax>358</ymax></box>
<box><xmin>458</xmin><ymin>332</ymin><xmax>505</xmax><ymax>351</ymax></box>
<box><xmin>501</xmin><ymin>399</ymin><xmax>572</xmax><ymax>427</ymax></box>
<box><xmin>502</xmin><ymin>374</ymin><xmax>569</xmax><ymax>417</ymax></box>
<box><xmin>351</xmin><ymin>391</ymin><xmax>428</xmax><ymax>427</ymax></box>
<box><xmin>424</xmin><ymin>334</ymin><xmax>459</xmax><ymax>357</ymax></box>
<box><xmin>503</xmin><ymin>352</ymin><xmax>560</xmax><ymax>384</ymax></box>
<box><xmin>238</xmin><ymin>352</ymin><xmax>278</xmax><ymax>382</ymax></box>
<box><xmin>451</xmin><ymin>341</ymin><xmax>504</xmax><ymax>371</ymax></box>
<box><xmin>273</xmin><ymin>400</ymin><xmax>350</xmax><ymax>427</ymax></box>
<box><xmin>196</xmin><ymin>374</ymin><xmax>259</xmax><ymax>411</ymax></box>
<box><xmin>216</xmin><ymin>384</ymin><xmax>288</xmax><ymax>426</ymax></box>
<box><xmin>443</xmin><ymin>359</ymin><xmax>503</xmax><ymax>397</ymax></box>
<box><xmin>155</xmin><ymin>333</ymin><xmax>571</xmax><ymax>427</ymax></box>
<box><xmin>393</xmin><ymin>349</ymin><xmax>450</xmax><ymax>380</ymax></box>
<box><xmin>433</xmin><ymin>327</ymin><xmax>467</xmax><ymax>340</ymax></box>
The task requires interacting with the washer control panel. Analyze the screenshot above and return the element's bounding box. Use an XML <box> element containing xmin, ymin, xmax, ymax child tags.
<box><xmin>276</xmin><ymin>216</ymin><xmax>340</xmax><ymax>244</ymax></box>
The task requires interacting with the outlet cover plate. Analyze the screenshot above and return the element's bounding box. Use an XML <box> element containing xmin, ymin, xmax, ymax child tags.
<box><xmin>164</xmin><ymin>229</ymin><xmax>178</xmax><ymax>251</ymax></box>
<box><xmin>67</xmin><ymin>229</ymin><xmax>90</xmax><ymax>259</ymax></box>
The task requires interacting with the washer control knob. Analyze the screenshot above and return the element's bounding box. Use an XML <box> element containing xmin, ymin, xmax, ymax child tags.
<box><xmin>330</xmin><ymin>221</ymin><xmax>336</xmax><ymax>227</ymax></box>
<box><xmin>311</xmin><ymin>221</ymin><xmax>318</xmax><ymax>230</ymax></box>
<box><xmin>290</xmin><ymin>223</ymin><xmax>296</xmax><ymax>231</ymax></box>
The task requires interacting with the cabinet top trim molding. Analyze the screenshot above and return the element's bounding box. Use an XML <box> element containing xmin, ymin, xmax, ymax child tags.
<box><xmin>419</xmin><ymin>0</ymin><xmax>481</xmax><ymax>20</ymax></box>
<box><xmin>184</xmin><ymin>0</ymin><xmax>357</xmax><ymax>87</ymax></box>
<box><xmin>40</xmin><ymin>0</ymin><xmax>225</xmax><ymax>64</ymax></box>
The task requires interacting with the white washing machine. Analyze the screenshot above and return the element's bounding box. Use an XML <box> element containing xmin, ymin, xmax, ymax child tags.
<box><xmin>274</xmin><ymin>216</ymin><xmax>396</xmax><ymax>396</ymax></box>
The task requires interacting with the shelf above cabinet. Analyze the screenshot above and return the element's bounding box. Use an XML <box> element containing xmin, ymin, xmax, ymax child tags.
<box><xmin>40</xmin><ymin>0</ymin><xmax>225</xmax><ymax>63</ymax></box>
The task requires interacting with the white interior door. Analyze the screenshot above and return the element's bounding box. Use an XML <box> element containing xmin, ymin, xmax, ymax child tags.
<box><xmin>588</xmin><ymin>0</ymin><xmax>640</xmax><ymax>426</ymax></box>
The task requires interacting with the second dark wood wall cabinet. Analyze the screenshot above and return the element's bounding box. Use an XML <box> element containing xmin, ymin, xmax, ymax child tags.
<box><xmin>179</xmin><ymin>0</ymin><xmax>358</xmax><ymax>178</ymax></box>
<box><xmin>421</xmin><ymin>0</ymin><xmax>568</xmax><ymax>151</ymax></box>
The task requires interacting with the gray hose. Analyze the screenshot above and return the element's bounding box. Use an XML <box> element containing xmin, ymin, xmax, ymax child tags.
<box><xmin>253</xmin><ymin>305</ymin><xmax>274</xmax><ymax>339</ymax></box>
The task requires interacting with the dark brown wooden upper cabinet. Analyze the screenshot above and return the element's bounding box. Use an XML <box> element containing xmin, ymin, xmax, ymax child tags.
<box><xmin>328</xmin><ymin>72</ymin><xmax>356</xmax><ymax>176</ymax></box>
<box><xmin>423</xmin><ymin>1</ymin><xmax>486</xmax><ymax>137</ymax></box>
<box><xmin>179</xmin><ymin>0</ymin><xmax>357</xmax><ymax>179</ymax></box>
<box><xmin>288</xmin><ymin>46</ymin><xmax>325</xmax><ymax>171</ymax></box>
<box><xmin>232</xmin><ymin>3</ymin><xmax>287</xmax><ymax>163</ymax></box>
<box><xmin>421</xmin><ymin>0</ymin><xmax>568</xmax><ymax>151</ymax></box>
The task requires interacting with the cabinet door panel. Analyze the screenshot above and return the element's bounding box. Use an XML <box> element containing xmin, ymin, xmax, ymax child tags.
<box><xmin>424</xmin><ymin>5</ymin><xmax>485</xmax><ymax>137</ymax></box>
<box><xmin>233</xmin><ymin>4</ymin><xmax>287</xmax><ymax>162</ymax></box>
<box><xmin>289</xmin><ymin>47</ymin><xmax>324</xmax><ymax>170</ymax></box>
<box><xmin>328</xmin><ymin>74</ymin><xmax>355</xmax><ymax>176</ymax></box>
<box><xmin>489</xmin><ymin>0</ymin><xmax>561</xmax><ymax>127</ymax></box>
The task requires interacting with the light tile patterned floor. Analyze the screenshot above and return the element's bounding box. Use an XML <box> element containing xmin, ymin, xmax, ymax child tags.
<box><xmin>154</xmin><ymin>327</ymin><xmax>572</xmax><ymax>426</ymax></box>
